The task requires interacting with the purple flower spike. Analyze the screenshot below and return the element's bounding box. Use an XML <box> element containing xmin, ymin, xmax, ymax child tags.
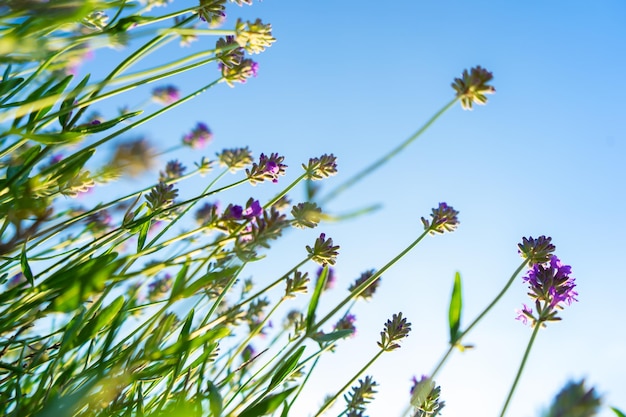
<box><xmin>244</xmin><ymin>199</ymin><xmax>263</xmax><ymax>219</ymax></box>
<box><xmin>519</xmin><ymin>255</ymin><xmax>578</xmax><ymax>325</ymax></box>
<box><xmin>182</xmin><ymin>122</ymin><xmax>213</xmax><ymax>149</ymax></box>
<box><xmin>227</xmin><ymin>205</ymin><xmax>243</xmax><ymax>220</ymax></box>
<box><xmin>152</xmin><ymin>85</ymin><xmax>180</xmax><ymax>105</ymax></box>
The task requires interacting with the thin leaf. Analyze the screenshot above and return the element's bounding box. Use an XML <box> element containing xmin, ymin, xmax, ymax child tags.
<box><xmin>612</xmin><ymin>407</ymin><xmax>626</xmax><ymax>417</ymax></box>
<box><xmin>136</xmin><ymin>219</ymin><xmax>151</xmax><ymax>252</ymax></box>
<box><xmin>306</xmin><ymin>266</ymin><xmax>328</xmax><ymax>333</ymax></box>
<box><xmin>310</xmin><ymin>329</ymin><xmax>354</xmax><ymax>343</ymax></box>
<box><xmin>71</xmin><ymin>110</ymin><xmax>142</xmax><ymax>134</ymax></box>
<box><xmin>207</xmin><ymin>381</ymin><xmax>223</xmax><ymax>417</ymax></box>
<box><xmin>238</xmin><ymin>386</ymin><xmax>298</xmax><ymax>417</ymax></box>
<box><xmin>28</xmin><ymin>74</ymin><xmax>73</xmax><ymax>125</ymax></box>
<box><xmin>170</xmin><ymin>260</ymin><xmax>190</xmax><ymax>300</ymax></box>
<box><xmin>73</xmin><ymin>296</ymin><xmax>124</xmax><ymax>350</ymax></box>
<box><xmin>20</xmin><ymin>243</ymin><xmax>34</xmax><ymax>287</ymax></box>
<box><xmin>0</xmin><ymin>77</ymin><xmax>23</xmax><ymax>97</ymax></box>
<box><xmin>448</xmin><ymin>271</ymin><xmax>463</xmax><ymax>344</ymax></box>
<box><xmin>59</xmin><ymin>74</ymin><xmax>90</xmax><ymax>129</ymax></box>
<box><xmin>268</xmin><ymin>346</ymin><xmax>305</xmax><ymax>392</ymax></box>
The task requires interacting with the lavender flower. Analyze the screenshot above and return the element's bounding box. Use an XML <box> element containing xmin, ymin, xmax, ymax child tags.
<box><xmin>215</xmin><ymin>36</ymin><xmax>245</xmax><ymax>69</ymax></box>
<box><xmin>515</xmin><ymin>304</ymin><xmax>533</xmax><ymax>326</ymax></box>
<box><xmin>198</xmin><ymin>0</ymin><xmax>226</xmax><ymax>26</ymax></box>
<box><xmin>451</xmin><ymin>66</ymin><xmax>496</xmax><ymax>110</ymax></box>
<box><xmin>246</xmin><ymin>153</ymin><xmax>287</xmax><ymax>185</ymax></box>
<box><xmin>218</xmin><ymin>147</ymin><xmax>253</xmax><ymax>172</ymax></box>
<box><xmin>518</xmin><ymin>235</ymin><xmax>556</xmax><ymax>266</ymax></box>
<box><xmin>518</xmin><ymin>255</ymin><xmax>578</xmax><ymax>325</ymax></box>
<box><xmin>224</xmin><ymin>204</ymin><xmax>244</xmax><ymax>220</ymax></box>
<box><xmin>291</xmin><ymin>202</ymin><xmax>322</xmax><ymax>229</ymax></box>
<box><xmin>151</xmin><ymin>85</ymin><xmax>180</xmax><ymax>105</ymax></box>
<box><xmin>306</xmin><ymin>233</ymin><xmax>339</xmax><ymax>266</ymax></box>
<box><xmin>348</xmin><ymin>269</ymin><xmax>380</xmax><ymax>300</ymax></box>
<box><xmin>333</xmin><ymin>314</ymin><xmax>357</xmax><ymax>337</ymax></box>
<box><xmin>303</xmin><ymin>154</ymin><xmax>338</xmax><ymax>180</ymax></box>
<box><xmin>195</xmin><ymin>202</ymin><xmax>219</xmax><ymax>227</ymax></box>
<box><xmin>243</xmin><ymin>199</ymin><xmax>263</xmax><ymax>219</ymax></box>
<box><xmin>421</xmin><ymin>203</ymin><xmax>459</xmax><ymax>235</ymax></box>
<box><xmin>183</xmin><ymin>123</ymin><xmax>212</xmax><ymax>149</ymax></box>
<box><xmin>159</xmin><ymin>160</ymin><xmax>186</xmax><ymax>182</ymax></box>
<box><xmin>220</xmin><ymin>58</ymin><xmax>259</xmax><ymax>87</ymax></box>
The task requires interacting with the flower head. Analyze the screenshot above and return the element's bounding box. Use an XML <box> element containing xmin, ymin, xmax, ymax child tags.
<box><xmin>306</xmin><ymin>233</ymin><xmax>339</xmax><ymax>266</ymax></box>
<box><xmin>333</xmin><ymin>314</ymin><xmax>357</xmax><ymax>337</ymax></box>
<box><xmin>421</xmin><ymin>203</ymin><xmax>459</xmax><ymax>235</ymax></box>
<box><xmin>182</xmin><ymin>123</ymin><xmax>212</xmax><ymax>149</ymax></box>
<box><xmin>377</xmin><ymin>312</ymin><xmax>411</xmax><ymax>352</ymax></box>
<box><xmin>195</xmin><ymin>202</ymin><xmax>219</xmax><ymax>227</ymax></box>
<box><xmin>348</xmin><ymin>269</ymin><xmax>380</xmax><ymax>300</ymax></box>
<box><xmin>151</xmin><ymin>85</ymin><xmax>180</xmax><ymax>105</ymax></box>
<box><xmin>451</xmin><ymin>66</ymin><xmax>496</xmax><ymax>110</ymax></box>
<box><xmin>243</xmin><ymin>199</ymin><xmax>263</xmax><ymax>219</ymax></box>
<box><xmin>303</xmin><ymin>154</ymin><xmax>338</xmax><ymax>180</ymax></box>
<box><xmin>518</xmin><ymin>235</ymin><xmax>556</xmax><ymax>266</ymax></box>
<box><xmin>519</xmin><ymin>255</ymin><xmax>578</xmax><ymax>325</ymax></box>
<box><xmin>291</xmin><ymin>202</ymin><xmax>322</xmax><ymax>229</ymax></box>
<box><xmin>218</xmin><ymin>147</ymin><xmax>253</xmax><ymax>172</ymax></box>
<box><xmin>198</xmin><ymin>0</ymin><xmax>226</xmax><ymax>26</ymax></box>
<box><xmin>220</xmin><ymin>58</ymin><xmax>259</xmax><ymax>87</ymax></box>
<box><xmin>246</xmin><ymin>153</ymin><xmax>287</xmax><ymax>185</ymax></box>
<box><xmin>159</xmin><ymin>160</ymin><xmax>186</xmax><ymax>182</ymax></box>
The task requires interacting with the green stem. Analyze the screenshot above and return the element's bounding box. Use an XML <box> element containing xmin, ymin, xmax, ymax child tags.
<box><xmin>498</xmin><ymin>322</ymin><xmax>541</xmax><ymax>417</ymax></box>
<box><xmin>315</xmin><ymin>350</ymin><xmax>384</xmax><ymax>417</ymax></box>
<box><xmin>314</xmin><ymin>229</ymin><xmax>431</xmax><ymax>332</ymax></box>
<box><xmin>231</xmin><ymin>258</ymin><xmax>311</xmax><ymax>312</ymax></box>
<box><xmin>429</xmin><ymin>259</ymin><xmax>529</xmax><ymax>379</ymax></box>
<box><xmin>319</xmin><ymin>97</ymin><xmax>458</xmax><ymax>205</ymax></box>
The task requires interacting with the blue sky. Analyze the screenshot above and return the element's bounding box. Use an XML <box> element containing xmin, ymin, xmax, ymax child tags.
<box><xmin>86</xmin><ymin>1</ymin><xmax>626</xmax><ymax>416</ymax></box>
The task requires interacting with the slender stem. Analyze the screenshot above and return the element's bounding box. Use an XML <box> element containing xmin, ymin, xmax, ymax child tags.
<box><xmin>498</xmin><ymin>322</ymin><xmax>541</xmax><ymax>417</ymax></box>
<box><xmin>231</xmin><ymin>257</ymin><xmax>311</xmax><ymax>312</ymax></box>
<box><xmin>315</xmin><ymin>350</ymin><xmax>384</xmax><ymax>417</ymax></box>
<box><xmin>314</xmin><ymin>229</ymin><xmax>430</xmax><ymax>332</ymax></box>
<box><xmin>429</xmin><ymin>259</ymin><xmax>529</xmax><ymax>379</ymax></box>
<box><xmin>320</xmin><ymin>97</ymin><xmax>458</xmax><ymax>205</ymax></box>
<box><xmin>256</xmin><ymin>229</ymin><xmax>433</xmax><ymax>392</ymax></box>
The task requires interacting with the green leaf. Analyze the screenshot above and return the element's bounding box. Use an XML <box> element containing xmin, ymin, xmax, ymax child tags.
<box><xmin>136</xmin><ymin>218</ymin><xmax>151</xmax><ymax>252</ymax></box>
<box><xmin>238</xmin><ymin>386</ymin><xmax>298</xmax><ymax>417</ymax></box>
<box><xmin>155</xmin><ymin>326</ymin><xmax>229</xmax><ymax>360</ymax></box>
<box><xmin>20</xmin><ymin>243</ymin><xmax>34</xmax><ymax>287</ymax></box>
<box><xmin>43</xmin><ymin>253</ymin><xmax>123</xmax><ymax>313</ymax></box>
<box><xmin>612</xmin><ymin>407</ymin><xmax>626</xmax><ymax>417</ymax></box>
<box><xmin>28</xmin><ymin>74</ymin><xmax>73</xmax><ymax>125</ymax></box>
<box><xmin>306</xmin><ymin>265</ymin><xmax>327</xmax><ymax>333</ymax></box>
<box><xmin>0</xmin><ymin>77</ymin><xmax>23</xmax><ymax>97</ymax></box>
<box><xmin>17</xmin><ymin>131</ymin><xmax>83</xmax><ymax>145</ymax></box>
<box><xmin>73</xmin><ymin>296</ymin><xmax>124</xmax><ymax>350</ymax></box>
<box><xmin>310</xmin><ymin>329</ymin><xmax>354</xmax><ymax>343</ymax></box>
<box><xmin>268</xmin><ymin>346</ymin><xmax>305</xmax><ymax>392</ymax></box>
<box><xmin>170</xmin><ymin>260</ymin><xmax>189</xmax><ymax>300</ymax></box>
<box><xmin>6</xmin><ymin>144</ymin><xmax>41</xmax><ymax>187</ymax></box>
<box><xmin>59</xmin><ymin>74</ymin><xmax>90</xmax><ymax>129</ymax></box>
<box><xmin>71</xmin><ymin>110</ymin><xmax>142</xmax><ymax>134</ymax></box>
<box><xmin>179</xmin><ymin>266</ymin><xmax>241</xmax><ymax>299</ymax></box>
<box><xmin>207</xmin><ymin>381</ymin><xmax>223</xmax><ymax>417</ymax></box>
<box><xmin>448</xmin><ymin>271</ymin><xmax>463</xmax><ymax>344</ymax></box>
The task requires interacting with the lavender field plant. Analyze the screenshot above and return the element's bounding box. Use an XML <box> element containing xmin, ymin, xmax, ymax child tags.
<box><xmin>0</xmin><ymin>1</ymin><xmax>622</xmax><ymax>417</ymax></box>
